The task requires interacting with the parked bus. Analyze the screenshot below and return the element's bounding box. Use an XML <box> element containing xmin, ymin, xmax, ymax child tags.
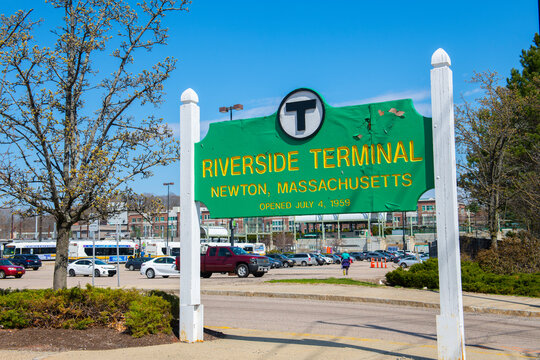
<box><xmin>145</xmin><ymin>241</ymin><xmax>180</xmax><ymax>257</ymax></box>
<box><xmin>3</xmin><ymin>241</ymin><xmax>57</xmax><ymax>260</ymax></box>
<box><xmin>68</xmin><ymin>240</ymin><xmax>136</xmax><ymax>263</ymax></box>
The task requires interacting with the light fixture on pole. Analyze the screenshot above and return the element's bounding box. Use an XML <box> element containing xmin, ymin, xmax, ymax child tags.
<box><xmin>218</xmin><ymin>103</ymin><xmax>243</xmax><ymax>247</ymax></box>
<box><xmin>163</xmin><ymin>182</ymin><xmax>174</xmax><ymax>255</ymax></box>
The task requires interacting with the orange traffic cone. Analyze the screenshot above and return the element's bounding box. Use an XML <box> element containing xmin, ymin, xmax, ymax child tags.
<box><xmin>370</xmin><ymin>258</ymin><xmax>375</xmax><ymax>268</ymax></box>
<box><xmin>384</xmin><ymin>258</ymin><xmax>387</xmax><ymax>268</ymax></box>
<box><xmin>376</xmin><ymin>258</ymin><xmax>379</xmax><ymax>268</ymax></box>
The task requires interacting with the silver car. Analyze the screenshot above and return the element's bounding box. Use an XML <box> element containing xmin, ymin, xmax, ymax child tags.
<box><xmin>289</xmin><ymin>253</ymin><xmax>318</xmax><ymax>266</ymax></box>
<box><xmin>399</xmin><ymin>255</ymin><xmax>423</xmax><ymax>268</ymax></box>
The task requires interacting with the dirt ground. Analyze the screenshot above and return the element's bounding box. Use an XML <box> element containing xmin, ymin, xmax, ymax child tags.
<box><xmin>0</xmin><ymin>326</ymin><xmax>223</xmax><ymax>351</ymax></box>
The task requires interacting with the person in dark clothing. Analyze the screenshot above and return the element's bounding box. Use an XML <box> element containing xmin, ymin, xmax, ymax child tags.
<box><xmin>341</xmin><ymin>252</ymin><xmax>351</xmax><ymax>275</ymax></box>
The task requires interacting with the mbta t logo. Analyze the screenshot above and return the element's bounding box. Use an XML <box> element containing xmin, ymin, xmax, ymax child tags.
<box><xmin>277</xmin><ymin>88</ymin><xmax>325</xmax><ymax>139</ymax></box>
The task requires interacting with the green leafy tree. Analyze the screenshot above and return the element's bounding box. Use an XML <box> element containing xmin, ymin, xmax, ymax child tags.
<box><xmin>506</xmin><ymin>34</ymin><xmax>540</xmax><ymax>235</ymax></box>
<box><xmin>0</xmin><ymin>0</ymin><xmax>189</xmax><ymax>289</ymax></box>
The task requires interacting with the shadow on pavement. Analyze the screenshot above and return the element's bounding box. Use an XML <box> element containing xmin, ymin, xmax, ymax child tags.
<box><xmin>223</xmin><ymin>333</ymin><xmax>434</xmax><ymax>360</ymax></box>
<box><xmin>463</xmin><ymin>294</ymin><xmax>540</xmax><ymax>309</ymax></box>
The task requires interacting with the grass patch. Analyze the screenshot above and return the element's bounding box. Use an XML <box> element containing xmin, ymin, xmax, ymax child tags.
<box><xmin>266</xmin><ymin>277</ymin><xmax>380</xmax><ymax>287</ymax></box>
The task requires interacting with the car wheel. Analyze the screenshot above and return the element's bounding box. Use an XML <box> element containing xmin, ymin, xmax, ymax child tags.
<box><xmin>301</xmin><ymin>261</ymin><xmax>307</xmax><ymax>266</ymax></box>
<box><xmin>400</xmin><ymin>263</ymin><xmax>407</xmax><ymax>268</ymax></box>
<box><xmin>33</xmin><ymin>267</ymin><xmax>39</xmax><ymax>271</ymax></box>
<box><xmin>68</xmin><ymin>269</ymin><xmax>76</xmax><ymax>277</ymax></box>
<box><xmin>163</xmin><ymin>276</ymin><xmax>169</xmax><ymax>278</ymax></box>
<box><xmin>201</xmin><ymin>272</ymin><xmax>212</xmax><ymax>278</ymax></box>
<box><xmin>94</xmin><ymin>269</ymin><xmax>100</xmax><ymax>277</ymax></box>
<box><xmin>236</xmin><ymin>264</ymin><xmax>249</xmax><ymax>278</ymax></box>
<box><xmin>282</xmin><ymin>262</ymin><xmax>289</xmax><ymax>268</ymax></box>
<box><xmin>0</xmin><ymin>270</ymin><xmax>5</xmax><ymax>279</ymax></box>
<box><xmin>15</xmin><ymin>274</ymin><xmax>22</xmax><ymax>278</ymax></box>
<box><xmin>146</xmin><ymin>268</ymin><xmax>155</xmax><ymax>279</ymax></box>
<box><xmin>253</xmin><ymin>272</ymin><xmax>265</xmax><ymax>277</ymax></box>
<box><xmin>129</xmin><ymin>265</ymin><xmax>135</xmax><ymax>271</ymax></box>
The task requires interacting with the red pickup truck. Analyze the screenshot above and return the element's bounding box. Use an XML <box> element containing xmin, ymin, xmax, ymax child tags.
<box><xmin>176</xmin><ymin>246</ymin><xmax>270</xmax><ymax>278</ymax></box>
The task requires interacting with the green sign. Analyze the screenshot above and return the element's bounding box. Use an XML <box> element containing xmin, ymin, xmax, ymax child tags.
<box><xmin>195</xmin><ymin>89</ymin><xmax>434</xmax><ymax>218</ymax></box>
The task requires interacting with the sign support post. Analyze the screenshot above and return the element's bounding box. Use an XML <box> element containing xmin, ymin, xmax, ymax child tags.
<box><xmin>430</xmin><ymin>48</ymin><xmax>466</xmax><ymax>359</ymax></box>
<box><xmin>179</xmin><ymin>88</ymin><xmax>203</xmax><ymax>342</ymax></box>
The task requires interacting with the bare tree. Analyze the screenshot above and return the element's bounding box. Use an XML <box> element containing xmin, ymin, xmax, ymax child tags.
<box><xmin>0</xmin><ymin>0</ymin><xmax>188</xmax><ymax>289</ymax></box>
<box><xmin>455</xmin><ymin>71</ymin><xmax>526</xmax><ymax>247</ymax></box>
<box><xmin>125</xmin><ymin>192</ymin><xmax>164</xmax><ymax>238</ymax></box>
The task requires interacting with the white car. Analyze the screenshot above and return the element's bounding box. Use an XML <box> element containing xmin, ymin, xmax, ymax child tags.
<box><xmin>398</xmin><ymin>255</ymin><xmax>423</xmax><ymax>268</ymax></box>
<box><xmin>67</xmin><ymin>259</ymin><xmax>117</xmax><ymax>277</ymax></box>
<box><xmin>140</xmin><ymin>256</ymin><xmax>179</xmax><ymax>279</ymax></box>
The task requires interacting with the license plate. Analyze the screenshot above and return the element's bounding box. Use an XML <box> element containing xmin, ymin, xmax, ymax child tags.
<box><xmin>17</xmin><ymin>271</ymin><xmax>22</xmax><ymax>274</ymax></box>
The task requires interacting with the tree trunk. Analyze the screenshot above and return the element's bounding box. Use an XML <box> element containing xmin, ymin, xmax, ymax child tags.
<box><xmin>53</xmin><ymin>222</ymin><xmax>71</xmax><ymax>290</ymax></box>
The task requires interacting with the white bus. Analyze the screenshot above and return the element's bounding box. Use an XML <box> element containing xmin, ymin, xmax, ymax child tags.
<box><xmin>144</xmin><ymin>241</ymin><xmax>180</xmax><ymax>257</ymax></box>
<box><xmin>3</xmin><ymin>241</ymin><xmax>57</xmax><ymax>260</ymax></box>
<box><xmin>68</xmin><ymin>240</ymin><xmax>136</xmax><ymax>263</ymax></box>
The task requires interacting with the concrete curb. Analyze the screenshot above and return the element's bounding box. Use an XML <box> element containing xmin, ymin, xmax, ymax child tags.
<box><xmin>201</xmin><ymin>290</ymin><xmax>540</xmax><ymax>318</ymax></box>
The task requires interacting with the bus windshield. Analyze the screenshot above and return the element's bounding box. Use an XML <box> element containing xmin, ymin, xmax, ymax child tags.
<box><xmin>3</xmin><ymin>246</ymin><xmax>15</xmax><ymax>256</ymax></box>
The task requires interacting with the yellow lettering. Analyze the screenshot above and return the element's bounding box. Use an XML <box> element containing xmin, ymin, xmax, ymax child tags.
<box><xmin>255</xmin><ymin>154</ymin><xmax>267</xmax><ymax>174</ymax></box>
<box><xmin>371</xmin><ymin>175</ymin><xmax>380</xmax><ymax>188</ymax></box>
<box><xmin>274</xmin><ymin>153</ymin><xmax>286</xmax><ymax>172</ymax></box>
<box><xmin>402</xmin><ymin>173</ymin><xmax>413</xmax><ymax>187</ymax></box>
<box><xmin>231</xmin><ymin>156</ymin><xmax>241</xmax><ymax>175</ymax></box>
<box><xmin>328</xmin><ymin>178</ymin><xmax>337</xmax><ymax>191</ymax></box>
<box><xmin>310</xmin><ymin>149</ymin><xmax>322</xmax><ymax>169</ymax></box>
<box><xmin>298</xmin><ymin>180</ymin><xmax>307</xmax><ymax>193</ymax></box>
<box><xmin>278</xmin><ymin>182</ymin><xmax>289</xmax><ymax>194</ymax></box>
<box><xmin>288</xmin><ymin>151</ymin><xmax>299</xmax><ymax>171</ymax></box>
<box><xmin>308</xmin><ymin>179</ymin><xmax>318</xmax><ymax>192</ymax></box>
<box><xmin>377</xmin><ymin>143</ymin><xmax>392</xmax><ymax>164</ymax></box>
<box><xmin>360</xmin><ymin>176</ymin><xmax>369</xmax><ymax>189</ymax></box>
<box><xmin>218</xmin><ymin>158</ymin><xmax>229</xmax><ymax>177</ymax></box>
<box><xmin>323</xmin><ymin>148</ymin><xmax>335</xmax><ymax>168</ymax></box>
<box><xmin>393</xmin><ymin>141</ymin><xmax>409</xmax><ymax>162</ymax></box>
<box><xmin>337</xmin><ymin>147</ymin><xmax>350</xmax><ymax>167</ymax></box>
<box><xmin>243</xmin><ymin>155</ymin><xmax>254</xmax><ymax>175</ymax></box>
<box><xmin>409</xmin><ymin>141</ymin><xmax>423</xmax><ymax>162</ymax></box>
<box><xmin>202</xmin><ymin>160</ymin><xmax>213</xmax><ymax>178</ymax></box>
<box><xmin>352</xmin><ymin>145</ymin><xmax>369</xmax><ymax>166</ymax></box>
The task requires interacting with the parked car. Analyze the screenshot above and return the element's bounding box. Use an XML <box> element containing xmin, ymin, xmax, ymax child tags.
<box><xmin>0</xmin><ymin>258</ymin><xmax>25</xmax><ymax>279</ymax></box>
<box><xmin>141</xmin><ymin>256</ymin><xmax>179</xmax><ymax>279</ymax></box>
<box><xmin>309</xmin><ymin>253</ymin><xmax>326</xmax><ymax>266</ymax></box>
<box><xmin>398</xmin><ymin>255</ymin><xmax>423</xmax><ymax>268</ymax></box>
<box><xmin>288</xmin><ymin>253</ymin><xmax>317</xmax><ymax>266</ymax></box>
<box><xmin>349</xmin><ymin>252</ymin><xmax>367</xmax><ymax>261</ymax></box>
<box><xmin>266</xmin><ymin>256</ymin><xmax>283</xmax><ymax>269</ymax></box>
<box><xmin>8</xmin><ymin>254</ymin><xmax>42</xmax><ymax>270</ymax></box>
<box><xmin>67</xmin><ymin>259</ymin><xmax>117</xmax><ymax>277</ymax></box>
<box><xmin>125</xmin><ymin>256</ymin><xmax>152</xmax><ymax>271</ymax></box>
<box><xmin>366</xmin><ymin>252</ymin><xmax>391</xmax><ymax>261</ymax></box>
<box><xmin>266</xmin><ymin>253</ymin><xmax>295</xmax><ymax>267</ymax></box>
<box><xmin>324</xmin><ymin>254</ymin><xmax>342</xmax><ymax>264</ymax></box>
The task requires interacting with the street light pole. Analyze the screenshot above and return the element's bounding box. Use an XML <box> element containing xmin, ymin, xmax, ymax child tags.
<box><xmin>163</xmin><ymin>182</ymin><xmax>174</xmax><ymax>255</ymax></box>
<box><xmin>219</xmin><ymin>104</ymin><xmax>243</xmax><ymax>247</ymax></box>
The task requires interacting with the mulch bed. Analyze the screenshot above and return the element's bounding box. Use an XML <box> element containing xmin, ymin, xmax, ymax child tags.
<box><xmin>0</xmin><ymin>326</ymin><xmax>224</xmax><ymax>352</ymax></box>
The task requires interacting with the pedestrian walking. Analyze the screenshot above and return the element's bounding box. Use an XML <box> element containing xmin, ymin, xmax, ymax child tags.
<box><xmin>341</xmin><ymin>251</ymin><xmax>351</xmax><ymax>275</ymax></box>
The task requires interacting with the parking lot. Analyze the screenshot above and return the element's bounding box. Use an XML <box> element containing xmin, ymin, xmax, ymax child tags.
<box><xmin>0</xmin><ymin>259</ymin><xmax>396</xmax><ymax>291</ymax></box>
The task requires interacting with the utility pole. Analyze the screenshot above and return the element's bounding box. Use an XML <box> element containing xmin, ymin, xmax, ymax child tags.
<box><xmin>218</xmin><ymin>103</ymin><xmax>243</xmax><ymax>247</ymax></box>
<box><xmin>163</xmin><ymin>182</ymin><xmax>174</xmax><ymax>255</ymax></box>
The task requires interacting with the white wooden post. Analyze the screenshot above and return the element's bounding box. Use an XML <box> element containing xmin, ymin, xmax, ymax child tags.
<box><xmin>430</xmin><ymin>49</ymin><xmax>466</xmax><ymax>359</ymax></box>
<box><xmin>179</xmin><ymin>88</ymin><xmax>203</xmax><ymax>342</ymax></box>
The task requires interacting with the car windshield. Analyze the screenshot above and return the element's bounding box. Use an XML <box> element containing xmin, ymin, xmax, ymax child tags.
<box><xmin>230</xmin><ymin>247</ymin><xmax>248</xmax><ymax>255</ymax></box>
<box><xmin>0</xmin><ymin>259</ymin><xmax>13</xmax><ymax>266</ymax></box>
<box><xmin>94</xmin><ymin>260</ymin><xmax>108</xmax><ymax>265</ymax></box>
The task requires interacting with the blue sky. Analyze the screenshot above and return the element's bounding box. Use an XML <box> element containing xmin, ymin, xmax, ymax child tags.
<box><xmin>1</xmin><ymin>0</ymin><xmax>538</xmax><ymax>197</ymax></box>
